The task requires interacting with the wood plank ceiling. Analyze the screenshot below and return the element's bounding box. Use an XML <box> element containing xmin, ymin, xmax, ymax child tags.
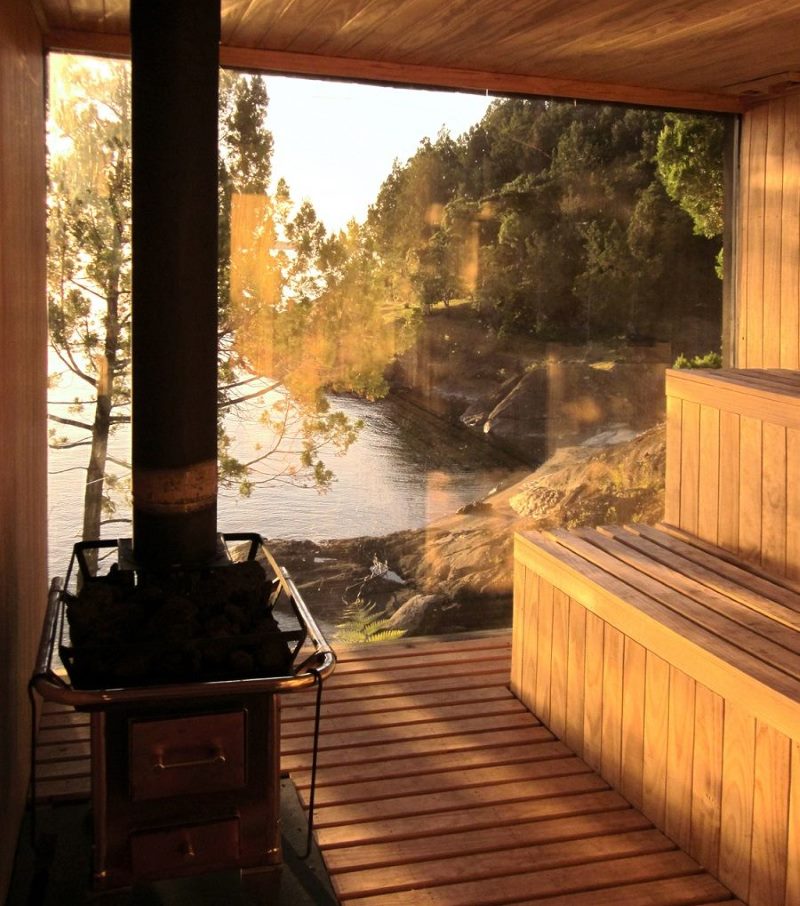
<box><xmin>35</xmin><ymin>0</ymin><xmax>800</xmax><ymax>112</ymax></box>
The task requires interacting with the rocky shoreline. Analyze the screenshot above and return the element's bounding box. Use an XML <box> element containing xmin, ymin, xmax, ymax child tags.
<box><xmin>268</xmin><ymin>308</ymin><xmax>672</xmax><ymax>641</ymax></box>
<box><xmin>266</xmin><ymin>421</ymin><xmax>666</xmax><ymax>640</ymax></box>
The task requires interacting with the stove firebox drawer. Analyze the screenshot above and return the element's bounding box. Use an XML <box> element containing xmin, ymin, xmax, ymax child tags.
<box><xmin>130</xmin><ymin>817</ymin><xmax>240</xmax><ymax>878</ymax></box>
<box><xmin>130</xmin><ymin>710</ymin><xmax>246</xmax><ymax>801</ymax></box>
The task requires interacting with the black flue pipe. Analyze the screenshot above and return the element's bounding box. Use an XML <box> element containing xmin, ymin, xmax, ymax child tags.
<box><xmin>130</xmin><ymin>0</ymin><xmax>220</xmax><ymax>569</ymax></box>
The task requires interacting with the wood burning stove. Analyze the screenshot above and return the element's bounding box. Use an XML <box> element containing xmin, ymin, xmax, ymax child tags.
<box><xmin>32</xmin><ymin>536</ymin><xmax>334</xmax><ymax>888</ymax></box>
<box><xmin>32</xmin><ymin>0</ymin><xmax>336</xmax><ymax>890</ymax></box>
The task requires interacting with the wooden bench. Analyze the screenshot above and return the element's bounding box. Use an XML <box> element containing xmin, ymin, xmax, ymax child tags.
<box><xmin>512</xmin><ymin>522</ymin><xmax>800</xmax><ymax>906</ymax></box>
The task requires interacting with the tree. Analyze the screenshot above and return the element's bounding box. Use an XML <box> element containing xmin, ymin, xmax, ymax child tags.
<box><xmin>48</xmin><ymin>57</ymin><xmax>132</xmax><ymax>560</ymax></box>
<box><xmin>655</xmin><ymin>113</ymin><xmax>725</xmax><ymax>240</ymax></box>
<box><xmin>363</xmin><ymin>97</ymin><xmax>723</xmax><ymax>351</ymax></box>
<box><xmin>216</xmin><ymin>71</ymin><xmax>363</xmax><ymax>494</ymax></box>
<box><xmin>47</xmin><ymin>58</ymin><xmax>363</xmax><ymax>559</ymax></box>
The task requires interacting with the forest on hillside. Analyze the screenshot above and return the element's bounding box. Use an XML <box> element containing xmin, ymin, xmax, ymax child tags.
<box><xmin>47</xmin><ymin>59</ymin><xmax>726</xmax><ymax>548</ymax></box>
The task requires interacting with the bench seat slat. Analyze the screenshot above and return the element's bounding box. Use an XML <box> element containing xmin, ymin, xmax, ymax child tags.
<box><xmin>544</xmin><ymin>528</ymin><xmax>800</xmax><ymax>686</ymax></box>
<box><xmin>586</xmin><ymin>526</ymin><xmax>800</xmax><ymax>655</ymax></box>
<box><xmin>515</xmin><ymin>528</ymin><xmax>800</xmax><ymax>742</ymax></box>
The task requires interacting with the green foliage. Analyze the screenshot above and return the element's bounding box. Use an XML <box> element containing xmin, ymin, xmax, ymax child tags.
<box><xmin>656</xmin><ymin>113</ymin><xmax>725</xmax><ymax>239</ymax></box>
<box><xmin>335</xmin><ymin>597</ymin><xmax>406</xmax><ymax>644</ymax></box>
<box><xmin>365</xmin><ymin>98</ymin><xmax>724</xmax><ymax>350</ymax></box>
<box><xmin>48</xmin><ymin>57</ymin><xmax>367</xmax><ymax>547</ymax></box>
<box><xmin>47</xmin><ymin>56</ymin><xmax>133</xmax><ymax>548</ymax></box>
<box><xmin>673</xmin><ymin>351</ymin><xmax>723</xmax><ymax>369</ymax></box>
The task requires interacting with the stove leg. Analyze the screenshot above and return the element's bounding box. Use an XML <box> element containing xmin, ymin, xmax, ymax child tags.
<box><xmin>90</xmin><ymin>711</ymin><xmax>108</xmax><ymax>888</ymax></box>
<box><xmin>241</xmin><ymin>863</ymin><xmax>283</xmax><ymax>903</ymax></box>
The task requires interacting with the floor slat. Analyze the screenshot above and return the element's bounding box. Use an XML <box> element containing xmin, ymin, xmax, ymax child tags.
<box><xmin>32</xmin><ymin>631</ymin><xmax>735</xmax><ymax>905</ymax></box>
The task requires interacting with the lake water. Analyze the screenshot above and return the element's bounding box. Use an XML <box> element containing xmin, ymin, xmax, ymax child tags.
<box><xmin>47</xmin><ymin>393</ymin><xmax>518</xmax><ymax>577</ymax></box>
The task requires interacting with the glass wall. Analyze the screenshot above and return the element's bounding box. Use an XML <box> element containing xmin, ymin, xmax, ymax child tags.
<box><xmin>47</xmin><ymin>55</ymin><xmax>726</xmax><ymax>640</ymax></box>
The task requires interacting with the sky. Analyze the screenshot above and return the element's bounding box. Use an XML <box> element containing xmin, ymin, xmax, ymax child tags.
<box><xmin>263</xmin><ymin>76</ymin><xmax>494</xmax><ymax>233</ymax></box>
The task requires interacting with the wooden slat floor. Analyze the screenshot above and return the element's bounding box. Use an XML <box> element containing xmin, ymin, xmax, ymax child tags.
<box><xmin>34</xmin><ymin>632</ymin><xmax>738</xmax><ymax>904</ymax></box>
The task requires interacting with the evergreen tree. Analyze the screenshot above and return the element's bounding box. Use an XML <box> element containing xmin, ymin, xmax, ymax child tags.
<box><xmin>47</xmin><ymin>58</ymin><xmax>363</xmax><ymax>553</ymax></box>
<box><xmin>48</xmin><ymin>57</ymin><xmax>132</xmax><ymax>560</ymax></box>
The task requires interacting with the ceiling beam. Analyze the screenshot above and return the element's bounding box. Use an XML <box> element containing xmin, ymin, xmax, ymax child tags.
<box><xmin>45</xmin><ymin>28</ymin><xmax>745</xmax><ymax>114</ymax></box>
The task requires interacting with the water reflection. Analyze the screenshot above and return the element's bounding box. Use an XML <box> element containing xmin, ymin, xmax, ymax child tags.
<box><xmin>219</xmin><ymin>393</ymin><xmax>520</xmax><ymax>542</ymax></box>
<box><xmin>48</xmin><ymin>392</ymin><xmax>520</xmax><ymax>576</ymax></box>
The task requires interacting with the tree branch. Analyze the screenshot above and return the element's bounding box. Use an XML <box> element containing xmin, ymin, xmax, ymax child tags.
<box><xmin>49</xmin><ymin>413</ymin><xmax>93</xmax><ymax>431</ymax></box>
<box><xmin>51</xmin><ymin>344</ymin><xmax>97</xmax><ymax>388</ymax></box>
<box><xmin>218</xmin><ymin>379</ymin><xmax>283</xmax><ymax>409</ymax></box>
<box><xmin>49</xmin><ymin>438</ymin><xmax>91</xmax><ymax>450</ymax></box>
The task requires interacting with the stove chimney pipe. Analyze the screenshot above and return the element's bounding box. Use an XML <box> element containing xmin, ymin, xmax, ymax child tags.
<box><xmin>130</xmin><ymin>0</ymin><xmax>220</xmax><ymax>569</ymax></box>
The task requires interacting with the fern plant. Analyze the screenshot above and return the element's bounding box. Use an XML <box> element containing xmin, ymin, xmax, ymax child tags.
<box><xmin>673</xmin><ymin>350</ymin><xmax>722</xmax><ymax>369</ymax></box>
<box><xmin>335</xmin><ymin>597</ymin><xmax>406</xmax><ymax>644</ymax></box>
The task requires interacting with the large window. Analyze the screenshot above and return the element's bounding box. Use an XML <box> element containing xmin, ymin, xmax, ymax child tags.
<box><xmin>47</xmin><ymin>55</ymin><xmax>727</xmax><ymax>640</ymax></box>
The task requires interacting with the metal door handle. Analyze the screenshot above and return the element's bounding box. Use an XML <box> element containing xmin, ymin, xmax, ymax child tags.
<box><xmin>153</xmin><ymin>748</ymin><xmax>227</xmax><ymax>771</ymax></box>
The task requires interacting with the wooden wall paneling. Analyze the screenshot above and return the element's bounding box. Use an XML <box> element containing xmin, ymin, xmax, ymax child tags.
<box><xmin>786</xmin><ymin>740</ymin><xmax>800</xmax><ymax>905</ymax></box>
<box><xmin>0</xmin><ymin>2</ymin><xmax>48</xmax><ymax>900</ymax></box>
<box><xmin>788</xmin><ymin>427</ymin><xmax>800</xmax><ymax>582</ymax></box>
<box><xmin>642</xmin><ymin>650</ymin><xmax>670</xmax><ymax>828</ymax></box>
<box><xmin>749</xmin><ymin>721</ymin><xmax>791</xmax><ymax>906</ymax></box>
<box><xmin>664</xmin><ymin>393</ymin><xmax>682</xmax><ymax>526</ymax></box>
<box><xmin>582</xmin><ymin>611</ymin><xmax>605</xmax><ymax>773</ymax></box>
<box><xmin>534</xmin><ymin>577</ymin><xmax>554</xmax><ymax>727</ymax></box>
<box><xmin>564</xmin><ymin>597</ymin><xmax>586</xmax><ymax>754</ymax></box>
<box><xmin>679</xmin><ymin>399</ymin><xmax>700</xmax><ymax>536</ymax></box>
<box><xmin>690</xmin><ymin>683</ymin><xmax>724</xmax><ymax>875</ymax></box>
<box><xmin>738</xmin><ymin>414</ymin><xmax>763</xmax><ymax>561</ymax></box>
<box><xmin>780</xmin><ymin>96</ymin><xmax>800</xmax><ymax>369</ymax></box>
<box><xmin>665</xmin><ymin>666</ymin><xmax>696</xmax><ymax>851</ymax></box>
<box><xmin>520</xmin><ymin>570</ymin><xmax>540</xmax><ymax>710</ymax></box>
<box><xmin>600</xmin><ymin>623</ymin><xmax>624</xmax><ymax>791</ymax></box>
<box><xmin>761</xmin><ymin>420</ymin><xmax>787</xmax><ymax>575</ymax></box>
<box><xmin>737</xmin><ymin>112</ymin><xmax>752</xmax><ymax>364</ymax></box>
<box><xmin>548</xmin><ymin>588</ymin><xmax>569</xmax><ymax>739</ymax></box>
<box><xmin>737</xmin><ymin>97</ymin><xmax>800</xmax><ymax>369</ymax></box>
<box><xmin>697</xmin><ymin>404</ymin><xmax>720</xmax><ymax>545</ymax></box>
<box><xmin>510</xmin><ymin>557</ymin><xmax>526</xmax><ymax>697</ymax></box>
<box><xmin>744</xmin><ymin>103</ymin><xmax>769</xmax><ymax>368</ymax></box>
<box><xmin>620</xmin><ymin>637</ymin><xmax>646</xmax><ymax>811</ymax></box>
<box><xmin>719</xmin><ymin>702</ymin><xmax>756</xmax><ymax>897</ymax></box>
<box><xmin>762</xmin><ymin>98</ymin><xmax>786</xmax><ymax>368</ymax></box>
<box><xmin>718</xmin><ymin>409</ymin><xmax>741</xmax><ymax>553</ymax></box>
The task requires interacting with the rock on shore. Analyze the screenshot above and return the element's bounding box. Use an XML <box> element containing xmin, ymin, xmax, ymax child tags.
<box><xmin>267</xmin><ymin>422</ymin><xmax>665</xmax><ymax>640</ymax></box>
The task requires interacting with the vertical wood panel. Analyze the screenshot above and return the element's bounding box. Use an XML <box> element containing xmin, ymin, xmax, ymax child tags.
<box><xmin>761</xmin><ymin>420</ymin><xmax>787</xmax><ymax>575</ymax></box>
<box><xmin>745</xmin><ymin>103</ymin><xmax>769</xmax><ymax>368</ymax></box>
<box><xmin>738</xmin><ymin>98</ymin><xmax>800</xmax><ymax>370</ymax></box>
<box><xmin>786</xmin><ymin>741</ymin><xmax>800</xmax><ymax>906</ymax></box>
<box><xmin>665</xmin><ymin>667</ymin><xmax>696</xmax><ymax>851</ymax></box>
<box><xmin>534</xmin><ymin>578</ymin><xmax>554</xmax><ymax>726</ymax></box>
<box><xmin>719</xmin><ymin>702</ymin><xmax>756</xmax><ymax>897</ymax></box>
<box><xmin>718</xmin><ymin>409</ymin><xmax>741</xmax><ymax>553</ymax></box>
<box><xmin>679</xmin><ymin>400</ymin><xmax>701</xmax><ymax>536</ymax></box>
<box><xmin>762</xmin><ymin>98</ymin><xmax>786</xmax><ymax>367</ymax></box>
<box><xmin>737</xmin><ymin>109</ymin><xmax>752</xmax><ymax>364</ymax></box>
<box><xmin>787</xmin><ymin>424</ymin><xmax>800</xmax><ymax>581</ymax></box>
<box><xmin>548</xmin><ymin>589</ymin><xmax>569</xmax><ymax>739</ymax></box>
<box><xmin>600</xmin><ymin>623</ymin><xmax>624</xmax><ymax>790</ymax></box>
<box><xmin>738</xmin><ymin>415</ymin><xmax>763</xmax><ymax>562</ymax></box>
<box><xmin>697</xmin><ymin>404</ymin><xmax>720</xmax><ymax>545</ymax></box>
<box><xmin>564</xmin><ymin>598</ymin><xmax>586</xmax><ymax>754</ymax></box>
<box><xmin>520</xmin><ymin>571</ymin><xmax>540</xmax><ymax>710</ymax></box>
<box><xmin>691</xmin><ymin>684</ymin><xmax>724</xmax><ymax>875</ymax></box>
<box><xmin>642</xmin><ymin>651</ymin><xmax>670</xmax><ymax>828</ymax></box>
<box><xmin>749</xmin><ymin>721</ymin><xmax>791</xmax><ymax>906</ymax></box>
<box><xmin>620</xmin><ymin>637</ymin><xmax>646</xmax><ymax>811</ymax></box>
<box><xmin>0</xmin><ymin>4</ymin><xmax>48</xmax><ymax>900</ymax></box>
<box><xmin>510</xmin><ymin>558</ymin><xmax>526</xmax><ymax>697</ymax></box>
<box><xmin>582</xmin><ymin>611</ymin><xmax>605</xmax><ymax>772</ymax></box>
<box><xmin>665</xmin><ymin>393</ymin><xmax>683</xmax><ymax>526</ymax></box>
<box><xmin>780</xmin><ymin>96</ymin><xmax>800</xmax><ymax>369</ymax></box>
